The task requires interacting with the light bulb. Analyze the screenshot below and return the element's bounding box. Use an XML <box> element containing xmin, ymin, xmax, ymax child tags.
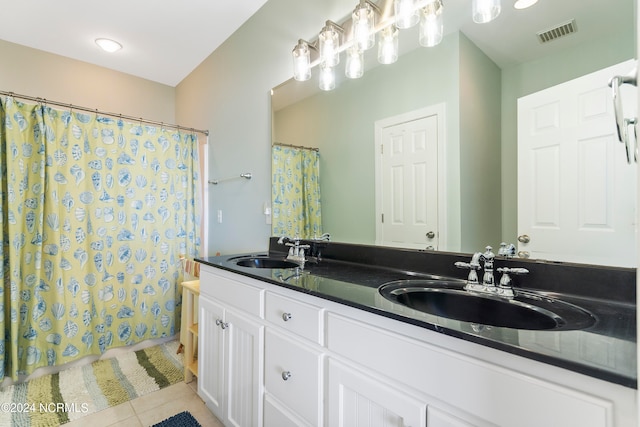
<box><xmin>319</xmin><ymin>22</ymin><xmax>340</xmax><ymax>67</ymax></box>
<box><xmin>394</xmin><ymin>0</ymin><xmax>419</xmax><ymax>29</ymax></box>
<box><xmin>378</xmin><ymin>26</ymin><xmax>398</xmax><ymax>64</ymax></box>
<box><xmin>472</xmin><ymin>0</ymin><xmax>501</xmax><ymax>23</ymax></box>
<box><xmin>419</xmin><ymin>0</ymin><xmax>443</xmax><ymax>47</ymax></box>
<box><xmin>319</xmin><ymin>63</ymin><xmax>336</xmax><ymax>91</ymax></box>
<box><xmin>292</xmin><ymin>40</ymin><xmax>311</xmax><ymax>82</ymax></box>
<box><xmin>345</xmin><ymin>46</ymin><xmax>364</xmax><ymax>79</ymax></box>
<box><xmin>352</xmin><ymin>2</ymin><xmax>375</xmax><ymax>51</ymax></box>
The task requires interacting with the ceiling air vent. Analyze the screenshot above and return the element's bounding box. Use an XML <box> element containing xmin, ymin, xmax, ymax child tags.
<box><xmin>536</xmin><ymin>19</ymin><xmax>577</xmax><ymax>43</ymax></box>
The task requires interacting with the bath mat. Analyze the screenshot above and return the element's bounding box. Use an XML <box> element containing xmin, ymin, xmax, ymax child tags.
<box><xmin>152</xmin><ymin>411</ymin><xmax>202</xmax><ymax>427</ymax></box>
<box><xmin>0</xmin><ymin>340</ymin><xmax>183</xmax><ymax>427</ymax></box>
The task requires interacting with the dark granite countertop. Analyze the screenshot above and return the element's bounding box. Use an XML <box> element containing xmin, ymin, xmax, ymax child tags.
<box><xmin>196</xmin><ymin>240</ymin><xmax>637</xmax><ymax>389</ymax></box>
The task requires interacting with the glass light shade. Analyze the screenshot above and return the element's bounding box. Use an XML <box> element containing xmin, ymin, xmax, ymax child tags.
<box><xmin>345</xmin><ymin>46</ymin><xmax>364</xmax><ymax>79</ymax></box>
<box><xmin>419</xmin><ymin>1</ymin><xmax>443</xmax><ymax>47</ymax></box>
<box><xmin>378</xmin><ymin>26</ymin><xmax>398</xmax><ymax>64</ymax></box>
<box><xmin>319</xmin><ymin>63</ymin><xmax>336</xmax><ymax>91</ymax></box>
<box><xmin>319</xmin><ymin>23</ymin><xmax>340</xmax><ymax>67</ymax></box>
<box><xmin>292</xmin><ymin>40</ymin><xmax>311</xmax><ymax>81</ymax></box>
<box><xmin>472</xmin><ymin>0</ymin><xmax>501</xmax><ymax>23</ymax></box>
<box><xmin>394</xmin><ymin>0</ymin><xmax>419</xmax><ymax>29</ymax></box>
<box><xmin>352</xmin><ymin>2</ymin><xmax>375</xmax><ymax>51</ymax></box>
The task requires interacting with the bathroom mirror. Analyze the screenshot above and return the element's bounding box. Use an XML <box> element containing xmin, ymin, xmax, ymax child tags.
<box><xmin>272</xmin><ymin>0</ymin><xmax>637</xmax><ymax>267</ymax></box>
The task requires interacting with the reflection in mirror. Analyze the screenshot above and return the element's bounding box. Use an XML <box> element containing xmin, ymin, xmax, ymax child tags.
<box><xmin>272</xmin><ymin>0</ymin><xmax>636</xmax><ymax>267</ymax></box>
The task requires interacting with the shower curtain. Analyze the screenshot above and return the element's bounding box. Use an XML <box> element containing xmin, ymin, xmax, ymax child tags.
<box><xmin>0</xmin><ymin>96</ymin><xmax>200</xmax><ymax>380</ymax></box>
<box><xmin>272</xmin><ymin>144</ymin><xmax>322</xmax><ymax>238</ymax></box>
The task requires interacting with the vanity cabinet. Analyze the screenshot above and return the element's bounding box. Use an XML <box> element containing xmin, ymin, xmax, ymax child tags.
<box><xmin>198</xmin><ymin>265</ymin><xmax>636</xmax><ymax>427</ymax></box>
<box><xmin>198</xmin><ymin>270</ymin><xmax>264</xmax><ymax>427</ymax></box>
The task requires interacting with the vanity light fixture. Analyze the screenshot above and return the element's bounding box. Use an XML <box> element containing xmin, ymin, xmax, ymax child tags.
<box><xmin>319</xmin><ymin>21</ymin><xmax>343</xmax><ymax>67</ymax></box>
<box><xmin>514</xmin><ymin>0</ymin><xmax>538</xmax><ymax>9</ymax></box>
<box><xmin>419</xmin><ymin>0</ymin><xmax>444</xmax><ymax>47</ymax></box>
<box><xmin>291</xmin><ymin>0</ymin><xmax>509</xmax><ymax>90</ymax></box>
<box><xmin>95</xmin><ymin>38</ymin><xmax>122</xmax><ymax>53</ymax></box>
<box><xmin>472</xmin><ymin>0</ymin><xmax>502</xmax><ymax>23</ymax></box>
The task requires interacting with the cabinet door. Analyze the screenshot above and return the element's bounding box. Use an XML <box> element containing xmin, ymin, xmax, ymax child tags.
<box><xmin>198</xmin><ymin>296</ymin><xmax>226</xmax><ymax>419</ymax></box>
<box><xmin>327</xmin><ymin>359</ymin><xmax>426</xmax><ymax>427</ymax></box>
<box><xmin>264</xmin><ymin>329</ymin><xmax>322</xmax><ymax>425</ymax></box>
<box><xmin>225</xmin><ymin>309</ymin><xmax>264</xmax><ymax>427</ymax></box>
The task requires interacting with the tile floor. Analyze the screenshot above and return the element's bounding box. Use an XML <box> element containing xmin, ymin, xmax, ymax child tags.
<box><xmin>64</xmin><ymin>379</ymin><xmax>223</xmax><ymax>427</ymax></box>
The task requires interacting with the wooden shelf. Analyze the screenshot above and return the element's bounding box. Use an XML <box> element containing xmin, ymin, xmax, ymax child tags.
<box><xmin>182</xmin><ymin>279</ymin><xmax>200</xmax><ymax>383</ymax></box>
<box><xmin>189</xmin><ymin>323</ymin><xmax>199</xmax><ymax>336</ymax></box>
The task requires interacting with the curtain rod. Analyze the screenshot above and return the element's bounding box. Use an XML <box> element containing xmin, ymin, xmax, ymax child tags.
<box><xmin>0</xmin><ymin>90</ymin><xmax>209</xmax><ymax>137</ymax></box>
<box><xmin>273</xmin><ymin>142</ymin><xmax>319</xmax><ymax>152</ymax></box>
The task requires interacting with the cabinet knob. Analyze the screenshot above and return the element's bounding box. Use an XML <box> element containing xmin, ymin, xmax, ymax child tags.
<box><xmin>281</xmin><ymin>371</ymin><xmax>292</xmax><ymax>381</ymax></box>
<box><xmin>220</xmin><ymin>321</ymin><xmax>229</xmax><ymax>330</ymax></box>
<box><xmin>215</xmin><ymin>318</ymin><xmax>222</xmax><ymax>326</ymax></box>
<box><xmin>282</xmin><ymin>312</ymin><xmax>292</xmax><ymax>322</ymax></box>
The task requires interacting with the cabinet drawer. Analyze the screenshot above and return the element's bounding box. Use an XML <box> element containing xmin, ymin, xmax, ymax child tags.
<box><xmin>200</xmin><ymin>269</ymin><xmax>263</xmax><ymax>317</ymax></box>
<box><xmin>265</xmin><ymin>329</ymin><xmax>322</xmax><ymax>426</ymax></box>
<box><xmin>265</xmin><ymin>291</ymin><xmax>323</xmax><ymax>344</ymax></box>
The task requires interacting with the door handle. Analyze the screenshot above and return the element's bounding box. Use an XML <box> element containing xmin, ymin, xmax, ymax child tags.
<box><xmin>517</xmin><ymin>235</ymin><xmax>530</xmax><ymax>244</ymax></box>
<box><xmin>426</xmin><ymin>231</ymin><xmax>435</xmax><ymax>239</ymax></box>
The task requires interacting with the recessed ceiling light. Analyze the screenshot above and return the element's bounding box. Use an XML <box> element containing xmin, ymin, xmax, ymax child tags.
<box><xmin>95</xmin><ymin>38</ymin><xmax>122</xmax><ymax>53</ymax></box>
<box><xmin>514</xmin><ymin>0</ymin><xmax>538</xmax><ymax>9</ymax></box>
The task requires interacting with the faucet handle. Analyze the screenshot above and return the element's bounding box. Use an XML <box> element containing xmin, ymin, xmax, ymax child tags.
<box><xmin>496</xmin><ymin>267</ymin><xmax>529</xmax><ymax>288</ymax></box>
<box><xmin>455</xmin><ymin>261</ymin><xmax>481</xmax><ymax>285</ymax></box>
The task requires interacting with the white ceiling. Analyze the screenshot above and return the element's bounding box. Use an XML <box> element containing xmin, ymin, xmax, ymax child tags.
<box><xmin>0</xmin><ymin>0</ymin><xmax>269</xmax><ymax>87</ymax></box>
<box><xmin>0</xmin><ymin>0</ymin><xmax>633</xmax><ymax>88</ymax></box>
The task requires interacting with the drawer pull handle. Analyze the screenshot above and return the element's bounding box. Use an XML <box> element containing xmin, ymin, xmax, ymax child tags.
<box><xmin>282</xmin><ymin>312</ymin><xmax>292</xmax><ymax>322</ymax></box>
<box><xmin>281</xmin><ymin>371</ymin><xmax>292</xmax><ymax>381</ymax></box>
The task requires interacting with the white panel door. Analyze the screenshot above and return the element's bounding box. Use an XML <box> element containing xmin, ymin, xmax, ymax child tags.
<box><xmin>379</xmin><ymin>115</ymin><xmax>439</xmax><ymax>249</ymax></box>
<box><xmin>198</xmin><ymin>296</ymin><xmax>226</xmax><ymax>420</ymax></box>
<box><xmin>518</xmin><ymin>59</ymin><xmax>637</xmax><ymax>267</ymax></box>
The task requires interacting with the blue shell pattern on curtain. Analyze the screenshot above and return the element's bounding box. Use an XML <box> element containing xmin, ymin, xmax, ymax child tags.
<box><xmin>0</xmin><ymin>96</ymin><xmax>200</xmax><ymax>379</ymax></box>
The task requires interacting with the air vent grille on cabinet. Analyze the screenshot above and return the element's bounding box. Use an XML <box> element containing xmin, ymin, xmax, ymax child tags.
<box><xmin>536</xmin><ymin>19</ymin><xmax>577</xmax><ymax>43</ymax></box>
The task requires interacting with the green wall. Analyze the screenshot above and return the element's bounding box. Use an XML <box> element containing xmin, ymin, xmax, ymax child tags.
<box><xmin>275</xmin><ymin>32</ymin><xmax>502</xmax><ymax>252</ymax></box>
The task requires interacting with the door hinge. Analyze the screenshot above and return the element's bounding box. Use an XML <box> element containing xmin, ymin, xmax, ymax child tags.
<box><xmin>381</xmin><ymin>213</ymin><xmax>384</xmax><ymax>223</ymax></box>
<box><xmin>380</xmin><ymin>144</ymin><xmax>384</xmax><ymax>155</ymax></box>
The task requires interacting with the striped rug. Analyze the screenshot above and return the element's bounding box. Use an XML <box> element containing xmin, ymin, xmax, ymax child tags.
<box><xmin>0</xmin><ymin>340</ymin><xmax>184</xmax><ymax>427</ymax></box>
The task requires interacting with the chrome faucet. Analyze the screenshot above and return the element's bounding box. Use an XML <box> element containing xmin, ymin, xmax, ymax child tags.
<box><xmin>277</xmin><ymin>236</ymin><xmax>310</xmax><ymax>267</ymax></box>
<box><xmin>456</xmin><ymin>246</ymin><xmax>527</xmax><ymax>297</ymax></box>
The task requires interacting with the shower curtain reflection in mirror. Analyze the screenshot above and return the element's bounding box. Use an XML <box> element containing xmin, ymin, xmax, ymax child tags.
<box><xmin>271</xmin><ymin>144</ymin><xmax>322</xmax><ymax>238</ymax></box>
<box><xmin>0</xmin><ymin>96</ymin><xmax>200</xmax><ymax>381</ymax></box>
